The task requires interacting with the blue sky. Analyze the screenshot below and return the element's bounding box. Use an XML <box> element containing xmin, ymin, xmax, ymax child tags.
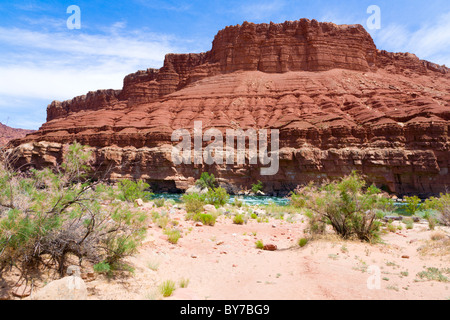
<box><xmin>1</xmin><ymin>0</ymin><xmax>449</xmax><ymax>129</ymax></box>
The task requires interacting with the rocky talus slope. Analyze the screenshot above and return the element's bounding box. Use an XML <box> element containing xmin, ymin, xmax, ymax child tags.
<box><xmin>7</xmin><ymin>19</ymin><xmax>450</xmax><ymax>196</ymax></box>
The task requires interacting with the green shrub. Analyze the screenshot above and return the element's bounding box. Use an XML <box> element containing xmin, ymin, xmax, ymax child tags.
<box><xmin>233</xmin><ymin>214</ymin><xmax>245</xmax><ymax>225</ymax></box>
<box><xmin>196</xmin><ymin>213</ymin><xmax>216</xmax><ymax>226</ymax></box>
<box><xmin>421</xmin><ymin>194</ymin><xmax>450</xmax><ymax>226</ymax></box>
<box><xmin>298</xmin><ymin>238</ymin><xmax>309</xmax><ymax>247</ymax></box>
<box><xmin>182</xmin><ymin>193</ymin><xmax>205</xmax><ymax>214</ymax></box>
<box><xmin>291</xmin><ymin>172</ymin><xmax>386</xmax><ymax>242</ymax></box>
<box><xmin>195</xmin><ymin>172</ymin><xmax>217</xmax><ymax>190</ymax></box>
<box><xmin>251</xmin><ymin>180</ymin><xmax>263</xmax><ymax>194</ymax></box>
<box><xmin>0</xmin><ymin>143</ymin><xmax>148</xmax><ymax>278</ymax></box>
<box><xmin>255</xmin><ymin>240</ymin><xmax>264</xmax><ymax>249</ymax></box>
<box><xmin>403</xmin><ymin>195</ymin><xmax>421</xmax><ymax>216</ymax></box>
<box><xmin>164</xmin><ymin>229</ymin><xmax>181</xmax><ymax>244</ymax></box>
<box><xmin>289</xmin><ymin>192</ymin><xmax>308</xmax><ymax>208</ymax></box>
<box><xmin>117</xmin><ymin>179</ymin><xmax>153</xmax><ymax>202</ymax></box>
<box><xmin>156</xmin><ymin>215</ymin><xmax>170</xmax><ymax>229</ymax></box>
<box><xmin>154</xmin><ymin>198</ymin><xmax>165</xmax><ymax>208</ymax></box>
<box><xmin>386</xmin><ymin>222</ymin><xmax>397</xmax><ymax>233</ymax></box>
<box><xmin>233</xmin><ymin>197</ymin><xmax>243</xmax><ymax>207</ymax></box>
<box><xmin>403</xmin><ymin>217</ymin><xmax>414</xmax><ymax>230</ymax></box>
<box><xmin>377</xmin><ymin>197</ymin><xmax>395</xmax><ymax>213</ymax></box>
<box><xmin>204</xmin><ymin>187</ymin><xmax>229</xmax><ymax>207</ymax></box>
<box><xmin>93</xmin><ymin>261</ymin><xmax>111</xmax><ymax>274</ymax></box>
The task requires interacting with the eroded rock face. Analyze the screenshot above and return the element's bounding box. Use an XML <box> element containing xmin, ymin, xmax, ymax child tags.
<box><xmin>8</xmin><ymin>19</ymin><xmax>450</xmax><ymax>197</ymax></box>
<box><xmin>0</xmin><ymin>123</ymin><xmax>35</xmax><ymax>147</ymax></box>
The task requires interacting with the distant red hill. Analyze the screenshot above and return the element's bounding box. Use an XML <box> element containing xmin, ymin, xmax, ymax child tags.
<box><xmin>0</xmin><ymin>123</ymin><xmax>35</xmax><ymax>147</ymax></box>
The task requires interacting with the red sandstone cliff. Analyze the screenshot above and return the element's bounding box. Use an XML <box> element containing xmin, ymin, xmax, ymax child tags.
<box><xmin>7</xmin><ymin>19</ymin><xmax>450</xmax><ymax>196</ymax></box>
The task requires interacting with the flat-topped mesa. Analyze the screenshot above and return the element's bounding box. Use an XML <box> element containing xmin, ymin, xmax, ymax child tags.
<box><xmin>46</xmin><ymin>19</ymin><xmax>449</xmax><ymax>122</ymax></box>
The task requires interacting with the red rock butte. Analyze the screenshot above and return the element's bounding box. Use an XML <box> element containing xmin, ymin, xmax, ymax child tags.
<box><xmin>7</xmin><ymin>19</ymin><xmax>450</xmax><ymax>196</ymax></box>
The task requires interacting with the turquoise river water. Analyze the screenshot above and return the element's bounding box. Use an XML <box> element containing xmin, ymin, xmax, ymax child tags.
<box><xmin>151</xmin><ymin>194</ymin><xmax>290</xmax><ymax>206</ymax></box>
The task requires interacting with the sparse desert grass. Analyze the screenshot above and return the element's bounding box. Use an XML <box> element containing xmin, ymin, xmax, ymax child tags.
<box><xmin>164</xmin><ymin>229</ymin><xmax>181</xmax><ymax>244</ymax></box>
<box><xmin>147</xmin><ymin>259</ymin><xmax>160</xmax><ymax>271</ymax></box>
<box><xmin>159</xmin><ymin>280</ymin><xmax>176</xmax><ymax>297</ymax></box>
<box><xmin>179</xmin><ymin>278</ymin><xmax>190</xmax><ymax>288</ymax></box>
<box><xmin>264</xmin><ymin>204</ymin><xmax>301</xmax><ymax>216</ymax></box>
<box><xmin>417</xmin><ymin>235</ymin><xmax>450</xmax><ymax>256</ymax></box>
<box><xmin>352</xmin><ymin>259</ymin><xmax>368</xmax><ymax>273</ymax></box>
<box><xmin>430</xmin><ymin>231</ymin><xmax>447</xmax><ymax>241</ymax></box>
<box><xmin>386</xmin><ymin>285</ymin><xmax>399</xmax><ymax>291</ymax></box>
<box><xmin>385</xmin><ymin>261</ymin><xmax>400</xmax><ymax>268</ymax></box>
<box><xmin>386</xmin><ymin>223</ymin><xmax>397</xmax><ymax>233</ymax></box>
<box><xmin>416</xmin><ymin>267</ymin><xmax>450</xmax><ymax>282</ymax></box>
<box><xmin>403</xmin><ymin>217</ymin><xmax>415</xmax><ymax>230</ymax></box>
<box><xmin>157</xmin><ymin>215</ymin><xmax>170</xmax><ymax>229</ymax></box>
<box><xmin>328</xmin><ymin>254</ymin><xmax>339</xmax><ymax>260</ymax></box>
<box><xmin>154</xmin><ymin>198</ymin><xmax>165</xmax><ymax>208</ymax></box>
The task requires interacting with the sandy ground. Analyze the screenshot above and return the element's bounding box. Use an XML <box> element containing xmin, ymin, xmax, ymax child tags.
<box><xmin>3</xmin><ymin>203</ymin><xmax>450</xmax><ymax>300</ymax></box>
<box><xmin>85</xmin><ymin>205</ymin><xmax>450</xmax><ymax>300</ymax></box>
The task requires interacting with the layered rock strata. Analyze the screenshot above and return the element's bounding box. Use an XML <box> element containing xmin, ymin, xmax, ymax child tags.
<box><xmin>8</xmin><ymin>19</ymin><xmax>450</xmax><ymax>197</ymax></box>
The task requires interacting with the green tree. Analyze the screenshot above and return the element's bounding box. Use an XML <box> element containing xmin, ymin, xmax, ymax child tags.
<box><xmin>195</xmin><ymin>172</ymin><xmax>217</xmax><ymax>190</ymax></box>
<box><xmin>291</xmin><ymin>172</ymin><xmax>386</xmax><ymax>242</ymax></box>
<box><xmin>251</xmin><ymin>180</ymin><xmax>263</xmax><ymax>194</ymax></box>
<box><xmin>0</xmin><ymin>143</ymin><xmax>148</xmax><ymax>279</ymax></box>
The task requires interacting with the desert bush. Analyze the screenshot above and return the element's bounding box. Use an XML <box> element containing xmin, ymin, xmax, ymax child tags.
<box><xmin>298</xmin><ymin>238</ymin><xmax>309</xmax><ymax>247</ymax></box>
<box><xmin>233</xmin><ymin>213</ymin><xmax>245</xmax><ymax>225</ymax></box>
<box><xmin>421</xmin><ymin>194</ymin><xmax>450</xmax><ymax>226</ymax></box>
<box><xmin>195</xmin><ymin>172</ymin><xmax>217</xmax><ymax>190</ymax></box>
<box><xmin>403</xmin><ymin>195</ymin><xmax>421</xmax><ymax>216</ymax></box>
<box><xmin>164</xmin><ymin>229</ymin><xmax>181</xmax><ymax>244</ymax></box>
<box><xmin>116</xmin><ymin>179</ymin><xmax>153</xmax><ymax>202</ymax></box>
<box><xmin>255</xmin><ymin>240</ymin><xmax>264</xmax><ymax>249</ymax></box>
<box><xmin>154</xmin><ymin>198</ymin><xmax>165</xmax><ymax>208</ymax></box>
<box><xmin>403</xmin><ymin>217</ymin><xmax>414</xmax><ymax>230</ymax></box>
<box><xmin>0</xmin><ymin>143</ymin><xmax>148</xmax><ymax>278</ymax></box>
<box><xmin>233</xmin><ymin>197</ymin><xmax>243</xmax><ymax>207</ymax></box>
<box><xmin>182</xmin><ymin>193</ymin><xmax>205</xmax><ymax>214</ymax></box>
<box><xmin>195</xmin><ymin>213</ymin><xmax>216</xmax><ymax>226</ymax></box>
<box><xmin>289</xmin><ymin>192</ymin><xmax>308</xmax><ymax>208</ymax></box>
<box><xmin>204</xmin><ymin>187</ymin><xmax>229</xmax><ymax>207</ymax></box>
<box><xmin>291</xmin><ymin>172</ymin><xmax>386</xmax><ymax>242</ymax></box>
<box><xmin>251</xmin><ymin>180</ymin><xmax>263</xmax><ymax>194</ymax></box>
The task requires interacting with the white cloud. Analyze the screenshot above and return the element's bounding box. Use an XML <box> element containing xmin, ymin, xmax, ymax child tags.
<box><xmin>0</xmin><ymin>26</ymin><xmax>176</xmax><ymax>62</ymax></box>
<box><xmin>0</xmin><ymin>26</ymin><xmax>182</xmax><ymax>98</ymax></box>
<box><xmin>373</xmin><ymin>12</ymin><xmax>450</xmax><ymax>66</ymax></box>
<box><xmin>0</xmin><ymin>24</ymin><xmax>186</xmax><ymax>128</ymax></box>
